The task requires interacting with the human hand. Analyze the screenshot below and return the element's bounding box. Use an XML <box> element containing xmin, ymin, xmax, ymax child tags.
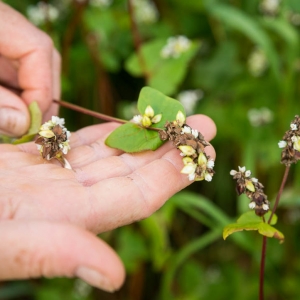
<box><xmin>0</xmin><ymin>115</ymin><xmax>216</xmax><ymax>292</ymax></box>
<box><xmin>0</xmin><ymin>2</ymin><xmax>60</xmax><ymax>136</ymax></box>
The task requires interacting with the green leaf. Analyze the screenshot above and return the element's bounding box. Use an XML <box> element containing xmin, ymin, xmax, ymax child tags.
<box><xmin>105</xmin><ymin>87</ymin><xmax>186</xmax><ymax>152</ymax></box>
<box><xmin>125</xmin><ymin>39</ymin><xmax>200</xmax><ymax>95</ymax></box>
<box><xmin>13</xmin><ymin>101</ymin><xmax>42</xmax><ymax>144</ymax></box>
<box><xmin>105</xmin><ymin>122</ymin><xmax>163</xmax><ymax>152</ymax></box>
<box><xmin>223</xmin><ymin>211</ymin><xmax>284</xmax><ymax>242</ymax></box>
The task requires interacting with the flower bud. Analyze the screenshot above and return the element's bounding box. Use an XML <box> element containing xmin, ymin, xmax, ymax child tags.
<box><xmin>176</xmin><ymin>110</ymin><xmax>185</xmax><ymax>126</ymax></box>
<box><xmin>181</xmin><ymin>163</ymin><xmax>196</xmax><ymax>174</ymax></box>
<box><xmin>152</xmin><ymin>114</ymin><xmax>162</xmax><ymax>124</ymax></box>
<box><xmin>197</xmin><ymin>152</ymin><xmax>208</xmax><ymax>166</ymax></box>
<box><xmin>144</xmin><ymin>105</ymin><xmax>155</xmax><ymax>118</ymax></box>
<box><xmin>182</xmin><ymin>157</ymin><xmax>193</xmax><ymax>165</ymax></box>
<box><xmin>39</xmin><ymin>130</ymin><xmax>55</xmax><ymax>138</ymax></box>
<box><xmin>245</xmin><ymin>180</ymin><xmax>255</xmax><ymax>192</ymax></box>
<box><xmin>292</xmin><ymin>136</ymin><xmax>300</xmax><ymax>152</ymax></box>
<box><xmin>179</xmin><ymin>145</ymin><xmax>196</xmax><ymax>156</ymax></box>
<box><xmin>142</xmin><ymin>115</ymin><xmax>152</xmax><ymax>127</ymax></box>
<box><xmin>278</xmin><ymin>140</ymin><xmax>287</xmax><ymax>148</ymax></box>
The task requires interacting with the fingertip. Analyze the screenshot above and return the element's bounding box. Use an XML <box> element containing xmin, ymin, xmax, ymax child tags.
<box><xmin>186</xmin><ymin>114</ymin><xmax>217</xmax><ymax>141</ymax></box>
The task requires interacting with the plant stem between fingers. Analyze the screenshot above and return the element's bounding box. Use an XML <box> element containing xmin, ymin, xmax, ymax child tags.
<box><xmin>259</xmin><ymin>165</ymin><xmax>290</xmax><ymax>300</ymax></box>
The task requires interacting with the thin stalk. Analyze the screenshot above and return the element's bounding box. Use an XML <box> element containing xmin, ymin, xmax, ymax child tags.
<box><xmin>53</xmin><ymin>99</ymin><xmax>162</xmax><ymax>132</ymax></box>
<box><xmin>127</xmin><ymin>0</ymin><xmax>150</xmax><ymax>81</ymax></box>
<box><xmin>259</xmin><ymin>236</ymin><xmax>267</xmax><ymax>300</ymax></box>
<box><xmin>268</xmin><ymin>165</ymin><xmax>290</xmax><ymax>224</ymax></box>
<box><xmin>53</xmin><ymin>99</ymin><xmax>126</xmax><ymax>124</ymax></box>
<box><xmin>259</xmin><ymin>165</ymin><xmax>290</xmax><ymax>300</ymax></box>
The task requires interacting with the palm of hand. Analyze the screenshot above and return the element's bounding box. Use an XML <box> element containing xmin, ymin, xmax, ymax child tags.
<box><xmin>0</xmin><ymin>115</ymin><xmax>216</xmax><ymax>291</ymax></box>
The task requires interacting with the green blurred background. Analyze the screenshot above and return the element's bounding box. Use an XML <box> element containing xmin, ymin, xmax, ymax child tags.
<box><xmin>2</xmin><ymin>0</ymin><xmax>300</xmax><ymax>299</ymax></box>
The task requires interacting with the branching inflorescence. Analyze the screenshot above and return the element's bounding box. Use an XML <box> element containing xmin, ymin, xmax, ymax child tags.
<box><xmin>35</xmin><ymin>116</ymin><xmax>72</xmax><ymax>169</ymax></box>
<box><xmin>158</xmin><ymin>111</ymin><xmax>215</xmax><ymax>182</ymax></box>
<box><xmin>278</xmin><ymin>115</ymin><xmax>300</xmax><ymax>166</ymax></box>
<box><xmin>230</xmin><ymin>166</ymin><xmax>270</xmax><ymax>216</ymax></box>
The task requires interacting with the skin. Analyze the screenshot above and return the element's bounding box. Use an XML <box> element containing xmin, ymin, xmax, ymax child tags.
<box><xmin>0</xmin><ymin>115</ymin><xmax>216</xmax><ymax>291</ymax></box>
<box><xmin>0</xmin><ymin>1</ymin><xmax>217</xmax><ymax>292</ymax></box>
<box><xmin>0</xmin><ymin>2</ymin><xmax>60</xmax><ymax>136</ymax></box>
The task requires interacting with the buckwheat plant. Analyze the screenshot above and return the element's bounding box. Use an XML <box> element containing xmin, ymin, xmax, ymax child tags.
<box><xmin>224</xmin><ymin>115</ymin><xmax>300</xmax><ymax>300</ymax></box>
<box><xmin>35</xmin><ymin>116</ymin><xmax>72</xmax><ymax>169</ymax></box>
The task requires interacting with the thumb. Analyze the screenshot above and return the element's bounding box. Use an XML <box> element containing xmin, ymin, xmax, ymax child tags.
<box><xmin>0</xmin><ymin>86</ymin><xmax>30</xmax><ymax>136</ymax></box>
<box><xmin>0</xmin><ymin>220</ymin><xmax>125</xmax><ymax>292</ymax></box>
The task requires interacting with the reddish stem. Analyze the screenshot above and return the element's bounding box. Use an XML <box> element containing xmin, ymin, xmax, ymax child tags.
<box><xmin>259</xmin><ymin>165</ymin><xmax>290</xmax><ymax>300</ymax></box>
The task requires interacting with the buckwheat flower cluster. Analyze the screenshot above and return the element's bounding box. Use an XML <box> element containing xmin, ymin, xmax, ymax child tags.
<box><xmin>278</xmin><ymin>115</ymin><xmax>300</xmax><ymax>166</ymax></box>
<box><xmin>27</xmin><ymin>2</ymin><xmax>59</xmax><ymax>26</ymax></box>
<box><xmin>132</xmin><ymin>105</ymin><xmax>162</xmax><ymax>127</ymax></box>
<box><xmin>160</xmin><ymin>36</ymin><xmax>191</xmax><ymax>59</ymax></box>
<box><xmin>159</xmin><ymin>111</ymin><xmax>215</xmax><ymax>182</ymax></box>
<box><xmin>35</xmin><ymin>116</ymin><xmax>71</xmax><ymax>169</ymax></box>
<box><xmin>230</xmin><ymin>166</ymin><xmax>270</xmax><ymax>216</ymax></box>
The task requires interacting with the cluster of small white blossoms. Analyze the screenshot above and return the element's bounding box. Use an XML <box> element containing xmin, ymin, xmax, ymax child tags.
<box><xmin>132</xmin><ymin>0</ymin><xmax>159</xmax><ymax>24</ymax></box>
<box><xmin>247</xmin><ymin>107</ymin><xmax>274</xmax><ymax>127</ymax></box>
<box><xmin>278</xmin><ymin>115</ymin><xmax>300</xmax><ymax>165</ymax></box>
<box><xmin>160</xmin><ymin>36</ymin><xmax>192</xmax><ymax>59</ymax></box>
<box><xmin>27</xmin><ymin>2</ymin><xmax>59</xmax><ymax>26</ymax></box>
<box><xmin>159</xmin><ymin>111</ymin><xmax>215</xmax><ymax>182</ymax></box>
<box><xmin>248</xmin><ymin>47</ymin><xmax>268</xmax><ymax>77</ymax></box>
<box><xmin>259</xmin><ymin>0</ymin><xmax>281</xmax><ymax>16</ymax></box>
<box><xmin>132</xmin><ymin>105</ymin><xmax>162</xmax><ymax>127</ymax></box>
<box><xmin>90</xmin><ymin>0</ymin><xmax>113</xmax><ymax>8</ymax></box>
<box><xmin>35</xmin><ymin>116</ymin><xmax>71</xmax><ymax>168</ymax></box>
<box><xmin>177</xmin><ymin>89</ymin><xmax>203</xmax><ymax>115</ymax></box>
<box><xmin>230</xmin><ymin>166</ymin><xmax>270</xmax><ymax>216</ymax></box>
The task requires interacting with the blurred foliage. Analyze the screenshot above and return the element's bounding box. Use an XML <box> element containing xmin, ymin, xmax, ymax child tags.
<box><xmin>2</xmin><ymin>0</ymin><xmax>300</xmax><ymax>299</ymax></box>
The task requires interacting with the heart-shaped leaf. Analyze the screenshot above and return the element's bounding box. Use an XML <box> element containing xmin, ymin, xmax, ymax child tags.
<box><xmin>13</xmin><ymin>101</ymin><xmax>42</xmax><ymax>144</ymax></box>
<box><xmin>105</xmin><ymin>87</ymin><xmax>186</xmax><ymax>152</ymax></box>
<box><xmin>223</xmin><ymin>211</ymin><xmax>284</xmax><ymax>242</ymax></box>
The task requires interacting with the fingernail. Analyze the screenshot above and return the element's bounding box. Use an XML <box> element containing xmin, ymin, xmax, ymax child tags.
<box><xmin>76</xmin><ymin>266</ymin><xmax>115</xmax><ymax>292</ymax></box>
<box><xmin>0</xmin><ymin>108</ymin><xmax>28</xmax><ymax>136</ymax></box>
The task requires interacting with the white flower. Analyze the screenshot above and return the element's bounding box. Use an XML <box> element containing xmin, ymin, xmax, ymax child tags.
<box><xmin>132</xmin><ymin>0</ymin><xmax>159</xmax><ymax>24</ymax></box>
<box><xmin>278</xmin><ymin>140</ymin><xmax>287</xmax><ymax>148</ymax></box>
<box><xmin>178</xmin><ymin>90</ymin><xmax>203</xmax><ymax>115</ymax></box>
<box><xmin>259</xmin><ymin>0</ymin><xmax>280</xmax><ymax>15</ymax></box>
<box><xmin>161</xmin><ymin>36</ymin><xmax>191</xmax><ymax>59</ymax></box>
<box><xmin>290</xmin><ymin>123</ymin><xmax>297</xmax><ymax>130</ymax></box>
<box><xmin>181</xmin><ymin>126</ymin><xmax>191</xmax><ymax>134</ymax></box>
<box><xmin>180</xmin><ymin>162</ymin><xmax>197</xmax><ymax>181</ymax></box>
<box><xmin>245</xmin><ymin>170</ymin><xmax>251</xmax><ymax>177</ymax></box>
<box><xmin>132</xmin><ymin>115</ymin><xmax>143</xmax><ymax>125</ymax></box>
<box><xmin>205</xmin><ymin>173</ymin><xmax>212</xmax><ymax>182</ymax></box>
<box><xmin>247</xmin><ymin>107</ymin><xmax>273</xmax><ymax>127</ymax></box>
<box><xmin>192</xmin><ymin>129</ymin><xmax>198</xmax><ymax>138</ymax></box>
<box><xmin>238</xmin><ymin>166</ymin><xmax>246</xmax><ymax>173</ymax></box>
<box><xmin>248</xmin><ymin>48</ymin><xmax>268</xmax><ymax>77</ymax></box>
<box><xmin>249</xmin><ymin>202</ymin><xmax>256</xmax><ymax>209</ymax></box>
<box><xmin>52</xmin><ymin>116</ymin><xmax>65</xmax><ymax>127</ymax></box>
<box><xmin>27</xmin><ymin>2</ymin><xmax>59</xmax><ymax>26</ymax></box>
<box><xmin>230</xmin><ymin>170</ymin><xmax>237</xmax><ymax>176</ymax></box>
<box><xmin>90</xmin><ymin>0</ymin><xmax>113</xmax><ymax>8</ymax></box>
<box><xmin>207</xmin><ymin>160</ymin><xmax>215</xmax><ymax>169</ymax></box>
<box><xmin>252</xmin><ymin>177</ymin><xmax>258</xmax><ymax>183</ymax></box>
<box><xmin>262</xmin><ymin>203</ymin><xmax>269</xmax><ymax>210</ymax></box>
